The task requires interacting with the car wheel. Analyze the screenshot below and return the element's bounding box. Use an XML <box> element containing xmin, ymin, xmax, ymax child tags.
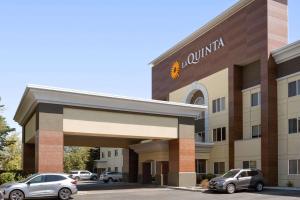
<box><xmin>255</xmin><ymin>182</ymin><xmax>264</xmax><ymax>192</ymax></box>
<box><xmin>9</xmin><ymin>189</ymin><xmax>24</xmax><ymax>200</ymax></box>
<box><xmin>226</xmin><ymin>183</ymin><xmax>236</xmax><ymax>194</ymax></box>
<box><xmin>58</xmin><ymin>188</ymin><xmax>72</xmax><ymax>200</ymax></box>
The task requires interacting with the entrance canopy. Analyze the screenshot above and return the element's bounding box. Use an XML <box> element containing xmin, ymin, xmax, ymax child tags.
<box><xmin>14</xmin><ymin>85</ymin><xmax>206</xmax><ymax>187</ymax></box>
<box><xmin>14</xmin><ymin>85</ymin><xmax>206</xmax><ymax>147</ymax></box>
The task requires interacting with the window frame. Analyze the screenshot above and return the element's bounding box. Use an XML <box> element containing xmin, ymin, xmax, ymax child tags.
<box><xmin>214</xmin><ymin>162</ymin><xmax>225</xmax><ymax>175</ymax></box>
<box><xmin>288</xmin><ymin>118</ymin><xmax>298</xmax><ymax>134</ymax></box>
<box><xmin>213</xmin><ymin>127</ymin><xmax>226</xmax><ymax>142</ymax></box>
<box><xmin>251</xmin><ymin>92</ymin><xmax>260</xmax><ymax>107</ymax></box>
<box><xmin>251</xmin><ymin>124</ymin><xmax>261</xmax><ymax>138</ymax></box>
<box><xmin>288</xmin><ymin>81</ymin><xmax>297</xmax><ymax>97</ymax></box>
<box><xmin>212</xmin><ymin>97</ymin><xmax>225</xmax><ymax>113</ymax></box>
<box><xmin>288</xmin><ymin>160</ymin><xmax>299</xmax><ymax>175</ymax></box>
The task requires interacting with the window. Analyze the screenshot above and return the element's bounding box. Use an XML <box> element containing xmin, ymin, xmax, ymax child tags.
<box><xmin>251</xmin><ymin>92</ymin><xmax>260</xmax><ymax>107</ymax></box>
<box><xmin>115</xmin><ymin>167</ymin><xmax>118</xmax><ymax>172</ymax></box>
<box><xmin>240</xmin><ymin>171</ymin><xmax>248</xmax><ymax>177</ymax></box>
<box><xmin>29</xmin><ymin>175</ymin><xmax>44</xmax><ymax>184</ymax></box>
<box><xmin>45</xmin><ymin>175</ymin><xmax>66</xmax><ymax>182</ymax></box>
<box><xmin>101</xmin><ymin>152</ymin><xmax>105</xmax><ymax>158</ymax></box>
<box><xmin>214</xmin><ymin>162</ymin><xmax>225</xmax><ymax>175</ymax></box>
<box><xmin>115</xmin><ymin>150</ymin><xmax>118</xmax><ymax>157</ymax></box>
<box><xmin>212</xmin><ymin>97</ymin><xmax>225</xmax><ymax>113</ymax></box>
<box><xmin>252</xmin><ymin>125</ymin><xmax>261</xmax><ymax>138</ymax></box>
<box><xmin>196</xmin><ymin>159</ymin><xmax>206</xmax><ymax>174</ymax></box>
<box><xmin>248</xmin><ymin>170</ymin><xmax>259</xmax><ymax>177</ymax></box>
<box><xmin>288</xmin><ymin>81</ymin><xmax>297</xmax><ymax>97</ymax></box>
<box><xmin>80</xmin><ymin>171</ymin><xmax>89</xmax><ymax>175</ymax></box>
<box><xmin>107</xmin><ymin>167</ymin><xmax>111</xmax><ymax>172</ymax></box>
<box><xmin>298</xmin><ymin>81</ymin><xmax>300</xmax><ymax>95</ymax></box>
<box><xmin>288</xmin><ymin>80</ymin><xmax>300</xmax><ymax>97</ymax></box>
<box><xmin>243</xmin><ymin>160</ymin><xmax>257</xmax><ymax>169</ymax></box>
<box><xmin>288</xmin><ymin>160</ymin><xmax>300</xmax><ymax>175</ymax></box>
<box><xmin>288</xmin><ymin>118</ymin><xmax>298</xmax><ymax>134</ymax></box>
<box><xmin>213</xmin><ymin>127</ymin><xmax>226</xmax><ymax>142</ymax></box>
<box><xmin>108</xmin><ymin>151</ymin><xmax>111</xmax><ymax>158</ymax></box>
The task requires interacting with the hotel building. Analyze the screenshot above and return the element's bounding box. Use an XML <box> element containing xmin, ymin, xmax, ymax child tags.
<box><xmin>15</xmin><ymin>0</ymin><xmax>300</xmax><ymax>187</ymax></box>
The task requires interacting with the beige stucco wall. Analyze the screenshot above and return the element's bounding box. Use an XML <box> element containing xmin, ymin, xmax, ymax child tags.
<box><xmin>242</xmin><ymin>85</ymin><xmax>261</xmax><ymax>140</ymax></box>
<box><xmin>63</xmin><ymin>108</ymin><xmax>178</xmax><ymax>139</ymax></box>
<box><xmin>169</xmin><ymin>68</ymin><xmax>229</xmax><ymax>173</ymax></box>
<box><xmin>25</xmin><ymin>113</ymin><xmax>36</xmax><ymax>143</ymax></box>
<box><xmin>277</xmin><ymin>74</ymin><xmax>300</xmax><ymax>187</ymax></box>
<box><xmin>138</xmin><ymin>151</ymin><xmax>169</xmax><ymax>176</ymax></box>
<box><xmin>234</xmin><ymin>138</ymin><xmax>261</xmax><ymax>169</ymax></box>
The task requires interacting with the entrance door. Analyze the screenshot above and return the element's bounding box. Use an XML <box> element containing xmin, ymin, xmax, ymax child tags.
<box><xmin>142</xmin><ymin>162</ymin><xmax>152</xmax><ymax>184</ymax></box>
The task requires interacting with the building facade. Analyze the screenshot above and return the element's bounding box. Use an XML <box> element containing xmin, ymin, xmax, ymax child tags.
<box><xmin>94</xmin><ymin>148</ymin><xmax>125</xmax><ymax>175</ymax></box>
<box><xmin>15</xmin><ymin>0</ymin><xmax>300</xmax><ymax>188</ymax></box>
<box><xmin>150</xmin><ymin>0</ymin><xmax>300</xmax><ymax>187</ymax></box>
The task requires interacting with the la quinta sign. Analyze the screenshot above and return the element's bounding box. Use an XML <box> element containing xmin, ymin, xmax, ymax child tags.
<box><xmin>170</xmin><ymin>37</ymin><xmax>225</xmax><ymax>80</ymax></box>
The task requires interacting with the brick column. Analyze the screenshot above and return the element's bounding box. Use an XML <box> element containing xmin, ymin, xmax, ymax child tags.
<box><xmin>260</xmin><ymin>56</ymin><xmax>278</xmax><ymax>186</ymax></box>
<box><xmin>168</xmin><ymin>117</ymin><xmax>196</xmax><ymax>187</ymax></box>
<box><xmin>35</xmin><ymin>103</ymin><xmax>64</xmax><ymax>173</ymax></box>
<box><xmin>228</xmin><ymin>65</ymin><xmax>243</xmax><ymax>169</ymax></box>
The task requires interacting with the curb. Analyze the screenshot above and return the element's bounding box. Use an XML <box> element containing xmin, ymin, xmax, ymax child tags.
<box><xmin>165</xmin><ymin>186</ymin><xmax>207</xmax><ymax>192</ymax></box>
<box><xmin>265</xmin><ymin>187</ymin><xmax>300</xmax><ymax>191</ymax></box>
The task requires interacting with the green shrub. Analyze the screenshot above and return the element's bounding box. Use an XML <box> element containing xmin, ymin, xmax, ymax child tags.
<box><xmin>0</xmin><ymin>172</ymin><xmax>15</xmax><ymax>185</ymax></box>
<box><xmin>203</xmin><ymin>173</ymin><xmax>216</xmax><ymax>181</ymax></box>
<box><xmin>287</xmin><ymin>181</ymin><xmax>294</xmax><ymax>187</ymax></box>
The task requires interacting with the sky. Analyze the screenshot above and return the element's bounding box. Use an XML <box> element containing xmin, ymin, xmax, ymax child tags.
<box><xmin>1</xmin><ymin>0</ymin><xmax>300</xmax><ymax>133</ymax></box>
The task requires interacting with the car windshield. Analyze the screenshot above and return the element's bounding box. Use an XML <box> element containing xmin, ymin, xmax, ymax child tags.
<box><xmin>222</xmin><ymin>170</ymin><xmax>240</xmax><ymax>178</ymax></box>
<box><xmin>18</xmin><ymin>174</ymin><xmax>38</xmax><ymax>183</ymax></box>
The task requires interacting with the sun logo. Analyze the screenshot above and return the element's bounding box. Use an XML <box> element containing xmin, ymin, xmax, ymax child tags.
<box><xmin>170</xmin><ymin>61</ymin><xmax>181</xmax><ymax>80</ymax></box>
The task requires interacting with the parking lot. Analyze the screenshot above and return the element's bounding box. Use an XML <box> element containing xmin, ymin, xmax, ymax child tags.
<box><xmin>74</xmin><ymin>187</ymin><xmax>300</xmax><ymax>200</ymax></box>
<box><xmin>71</xmin><ymin>181</ymin><xmax>300</xmax><ymax>200</ymax></box>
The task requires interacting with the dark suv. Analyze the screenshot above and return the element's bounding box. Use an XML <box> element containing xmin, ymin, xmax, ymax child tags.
<box><xmin>209</xmin><ymin>169</ymin><xmax>265</xmax><ymax>194</ymax></box>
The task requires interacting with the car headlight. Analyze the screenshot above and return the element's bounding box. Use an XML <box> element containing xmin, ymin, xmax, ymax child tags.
<box><xmin>217</xmin><ymin>180</ymin><xmax>225</xmax><ymax>185</ymax></box>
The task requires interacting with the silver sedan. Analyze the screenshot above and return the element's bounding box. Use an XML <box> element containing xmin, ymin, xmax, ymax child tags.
<box><xmin>0</xmin><ymin>173</ymin><xmax>77</xmax><ymax>200</ymax></box>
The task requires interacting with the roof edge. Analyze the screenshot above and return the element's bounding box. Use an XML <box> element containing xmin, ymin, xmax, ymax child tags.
<box><xmin>272</xmin><ymin>40</ymin><xmax>300</xmax><ymax>64</ymax></box>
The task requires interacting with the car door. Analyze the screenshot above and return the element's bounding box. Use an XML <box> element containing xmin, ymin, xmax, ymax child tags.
<box><xmin>44</xmin><ymin>175</ymin><xmax>66</xmax><ymax>196</ymax></box>
<box><xmin>27</xmin><ymin>175</ymin><xmax>48</xmax><ymax>197</ymax></box>
<box><xmin>237</xmin><ymin>171</ymin><xmax>251</xmax><ymax>189</ymax></box>
<box><xmin>79</xmin><ymin>171</ymin><xmax>88</xmax><ymax>180</ymax></box>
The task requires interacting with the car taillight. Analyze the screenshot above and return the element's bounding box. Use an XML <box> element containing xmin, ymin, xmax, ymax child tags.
<box><xmin>71</xmin><ymin>180</ymin><xmax>77</xmax><ymax>185</ymax></box>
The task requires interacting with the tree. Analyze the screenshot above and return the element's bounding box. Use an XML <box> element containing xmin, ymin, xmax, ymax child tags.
<box><xmin>0</xmin><ymin>133</ymin><xmax>21</xmax><ymax>170</ymax></box>
<box><xmin>86</xmin><ymin>147</ymin><xmax>100</xmax><ymax>172</ymax></box>
<box><xmin>63</xmin><ymin>147</ymin><xmax>90</xmax><ymax>173</ymax></box>
<box><xmin>0</xmin><ymin>98</ymin><xmax>15</xmax><ymax>152</ymax></box>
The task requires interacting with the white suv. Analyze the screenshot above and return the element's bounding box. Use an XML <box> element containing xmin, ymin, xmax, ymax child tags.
<box><xmin>70</xmin><ymin>170</ymin><xmax>97</xmax><ymax>181</ymax></box>
<box><xmin>99</xmin><ymin>172</ymin><xmax>123</xmax><ymax>183</ymax></box>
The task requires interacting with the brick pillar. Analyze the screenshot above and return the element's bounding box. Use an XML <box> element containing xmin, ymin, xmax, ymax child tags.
<box><xmin>35</xmin><ymin>103</ymin><xmax>64</xmax><ymax>173</ymax></box>
<box><xmin>228</xmin><ymin>65</ymin><xmax>243</xmax><ymax>169</ymax></box>
<box><xmin>168</xmin><ymin>117</ymin><xmax>196</xmax><ymax>187</ymax></box>
<box><xmin>260</xmin><ymin>56</ymin><xmax>278</xmax><ymax>186</ymax></box>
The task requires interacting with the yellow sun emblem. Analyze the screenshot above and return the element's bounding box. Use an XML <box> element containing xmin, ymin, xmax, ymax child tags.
<box><xmin>170</xmin><ymin>61</ymin><xmax>181</xmax><ymax>80</ymax></box>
